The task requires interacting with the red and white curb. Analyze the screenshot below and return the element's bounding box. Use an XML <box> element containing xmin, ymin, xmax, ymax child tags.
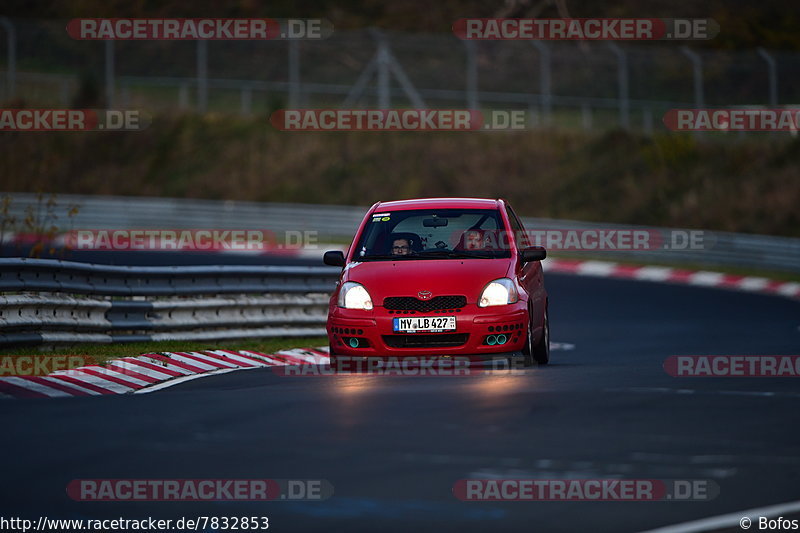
<box><xmin>0</xmin><ymin>348</ymin><xmax>330</xmax><ymax>400</ymax></box>
<box><xmin>0</xmin><ymin>343</ymin><xmax>582</xmax><ymax>399</ymax></box>
<box><xmin>543</xmin><ymin>258</ymin><xmax>800</xmax><ymax>300</ymax></box>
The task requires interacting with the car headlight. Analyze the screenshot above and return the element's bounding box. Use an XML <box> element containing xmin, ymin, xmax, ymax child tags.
<box><xmin>338</xmin><ymin>282</ymin><xmax>373</xmax><ymax>310</ymax></box>
<box><xmin>478</xmin><ymin>278</ymin><xmax>519</xmax><ymax>307</ymax></box>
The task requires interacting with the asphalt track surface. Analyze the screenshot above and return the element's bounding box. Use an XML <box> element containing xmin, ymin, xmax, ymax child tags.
<box><xmin>1</xmin><ymin>254</ymin><xmax>799</xmax><ymax>532</ymax></box>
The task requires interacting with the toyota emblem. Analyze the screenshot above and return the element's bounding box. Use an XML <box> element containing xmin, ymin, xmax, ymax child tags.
<box><xmin>417</xmin><ymin>290</ymin><xmax>433</xmax><ymax>300</ymax></box>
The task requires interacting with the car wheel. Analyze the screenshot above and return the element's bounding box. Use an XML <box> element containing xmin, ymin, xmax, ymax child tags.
<box><xmin>523</xmin><ymin>305</ymin><xmax>549</xmax><ymax>366</ymax></box>
<box><xmin>533</xmin><ymin>307</ymin><xmax>550</xmax><ymax>365</ymax></box>
<box><xmin>522</xmin><ymin>306</ymin><xmax>535</xmax><ymax>367</ymax></box>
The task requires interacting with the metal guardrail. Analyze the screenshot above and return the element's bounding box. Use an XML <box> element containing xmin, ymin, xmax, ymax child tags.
<box><xmin>2</xmin><ymin>191</ymin><xmax>799</xmax><ymax>346</ymax></box>
<box><xmin>3</xmin><ymin>193</ymin><xmax>800</xmax><ymax>274</ymax></box>
<box><xmin>1</xmin><ymin>193</ymin><xmax>365</xmax><ymax>243</ymax></box>
<box><xmin>0</xmin><ymin>258</ymin><xmax>340</xmax><ymax>346</ymax></box>
<box><xmin>520</xmin><ymin>217</ymin><xmax>800</xmax><ymax>274</ymax></box>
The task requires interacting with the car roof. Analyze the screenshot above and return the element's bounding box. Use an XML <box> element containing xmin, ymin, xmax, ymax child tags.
<box><xmin>374</xmin><ymin>198</ymin><xmax>503</xmax><ymax>211</ymax></box>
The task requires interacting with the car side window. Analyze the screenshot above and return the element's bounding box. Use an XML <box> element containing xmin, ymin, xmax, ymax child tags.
<box><xmin>505</xmin><ymin>206</ymin><xmax>530</xmax><ymax>248</ymax></box>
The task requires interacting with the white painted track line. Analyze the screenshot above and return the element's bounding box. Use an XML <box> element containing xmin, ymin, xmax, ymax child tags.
<box><xmin>134</xmin><ymin>365</ymin><xmax>262</xmax><ymax>394</ymax></box>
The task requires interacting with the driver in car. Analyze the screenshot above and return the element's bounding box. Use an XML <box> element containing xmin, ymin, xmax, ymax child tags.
<box><xmin>391</xmin><ymin>238</ymin><xmax>411</xmax><ymax>256</ymax></box>
<box><xmin>462</xmin><ymin>229</ymin><xmax>485</xmax><ymax>250</ymax></box>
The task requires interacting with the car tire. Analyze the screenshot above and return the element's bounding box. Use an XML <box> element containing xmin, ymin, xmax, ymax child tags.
<box><xmin>533</xmin><ymin>307</ymin><xmax>550</xmax><ymax>365</ymax></box>
<box><xmin>523</xmin><ymin>305</ymin><xmax>550</xmax><ymax>366</ymax></box>
<box><xmin>328</xmin><ymin>343</ymin><xmax>338</xmax><ymax>366</ymax></box>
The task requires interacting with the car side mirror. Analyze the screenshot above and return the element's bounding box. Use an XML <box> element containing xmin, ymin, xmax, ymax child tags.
<box><xmin>520</xmin><ymin>246</ymin><xmax>547</xmax><ymax>262</ymax></box>
<box><xmin>323</xmin><ymin>250</ymin><xmax>346</xmax><ymax>267</ymax></box>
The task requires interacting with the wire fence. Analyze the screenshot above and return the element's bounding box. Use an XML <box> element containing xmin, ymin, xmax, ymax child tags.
<box><xmin>1</xmin><ymin>19</ymin><xmax>799</xmax><ymax>132</ymax></box>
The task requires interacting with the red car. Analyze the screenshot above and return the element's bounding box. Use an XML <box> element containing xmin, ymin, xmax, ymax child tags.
<box><xmin>323</xmin><ymin>198</ymin><xmax>550</xmax><ymax>365</ymax></box>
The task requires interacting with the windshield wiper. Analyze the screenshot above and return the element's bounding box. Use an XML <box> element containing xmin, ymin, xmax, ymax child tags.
<box><xmin>356</xmin><ymin>251</ymin><xmax>497</xmax><ymax>261</ymax></box>
<box><xmin>356</xmin><ymin>254</ymin><xmax>416</xmax><ymax>261</ymax></box>
<box><xmin>413</xmin><ymin>250</ymin><xmax>494</xmax><ymax>259</ymax></box>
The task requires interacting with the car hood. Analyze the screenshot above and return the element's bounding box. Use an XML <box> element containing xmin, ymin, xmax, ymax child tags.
<box><xmin>343</xmin><ymin>259</ymin><xmax>513</xmax><ymax>305</ymax></box>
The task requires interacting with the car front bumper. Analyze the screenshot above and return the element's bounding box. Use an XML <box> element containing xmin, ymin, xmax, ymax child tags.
<box><xmin>327</xmin><ymin>301</ymin><xmax>528</xmax><ymax>357</ymax></box>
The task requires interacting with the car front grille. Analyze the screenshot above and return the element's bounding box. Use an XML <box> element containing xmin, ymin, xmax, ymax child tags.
<box><xmin>382</xmin><ymin>334</ymin><xmax>468</xmax><ymax>348</ymax></box>
<box><xmin>383</xmin><ymin>295</ymin><xmax>467</xmax><ymax>313</ymax></box>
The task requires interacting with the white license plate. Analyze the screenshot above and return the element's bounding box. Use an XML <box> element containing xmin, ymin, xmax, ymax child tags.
<box><xmin>393</xmin><ymin>316</ymin><xmax>456</xmax><ymax>333</ymax></box>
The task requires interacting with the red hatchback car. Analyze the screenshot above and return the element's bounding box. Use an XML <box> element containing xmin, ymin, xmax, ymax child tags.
<box><xmin>323</xmin><ymin>198</ymin><xmax>550</xmax><ymax>365</ymax></box>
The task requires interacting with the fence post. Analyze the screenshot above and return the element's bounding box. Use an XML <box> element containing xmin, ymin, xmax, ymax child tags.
<box><xmin>196</xmin><ymin>39</ymin><xmax>208</xmax><ymax>113</ymax></box>
<box><xmin>681</xmin><ymin>46</ymin><xmax>704</xmax><ymax>108</ymax></box>
<box><xmin>342</xmin><ymin>30</ymin><xmax>424</xmax><ymax>109</ymax></box>
<box><xmin>0</xmin><ymin>18</ymin><xmax>16</xmax><ymax>100</ymax></box>
<box><xmin>104</xmin><ymin>40</ymin><xmax>115</xmax><ymax>107</ymax></box>
<box><xmin>376</xmin><ymin>41</ymin><xmax>390</xmax><ymax>109</ymax></box>
<box><xmin>529</xmin><ymin>41</ymin><xmax>552</xmax><ymax>125</ymax></box>
<box><xmin>59</xmin><ymin>79</ymin><xmax>70</xmax><ymax>105</ymax></box>
<box><xmin>757</xmin><ymin>47</ymin><xmax>778</xmax><ymax>106</ymax></box>
<box><xmin>241</xmin><ymin>85</ymin><xmax>252</xmax><ymax>115</ymax></box>
<box><xmin>643</xmin><ymin>107</ymin><xmax>654</xmax><ymax>135</ymax></box>
<box><xmin>581</xmin><ymin>103</ymin><xmax>592</xmax><ymax>131</ymax></box>
<box><xmin>178</xmin><ymin>83</ymin><xmax>189</xmax><ymax>110</ymax></box>
<box><xmin>465</xmin><ymin>40</ymin><xmax>478</xmax><ymax>110</ymax></box>
<box><xmin>288</xmin><ymin>39</ymin><xmax>300</xmax><ymax>108</ymax></box>
<box><xmin>607</xmin><ymin>43</ymin><xmax>630</xmax><ymax>129</ymax></box>
<box><xmin>121</xmin><ymin>84</ymin><xmax>131</xmax><ymax>107</ymax></box>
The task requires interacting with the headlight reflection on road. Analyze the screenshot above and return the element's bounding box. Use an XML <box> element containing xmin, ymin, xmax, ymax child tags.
<box><xmin>464</xmin><ymin>371</ymin><xmax>531</xmax><ymax>409</ymax></box>
<box><xmin>325</xmin><ymin>374</ymin><xmax>378</xmax><ymax>432</ymax></box>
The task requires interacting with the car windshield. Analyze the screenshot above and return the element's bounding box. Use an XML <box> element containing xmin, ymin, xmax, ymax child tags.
<box><xmin>352</xmin><ymin>208</ymin><xmax>511</xmax><ymax>261</ymax></box>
